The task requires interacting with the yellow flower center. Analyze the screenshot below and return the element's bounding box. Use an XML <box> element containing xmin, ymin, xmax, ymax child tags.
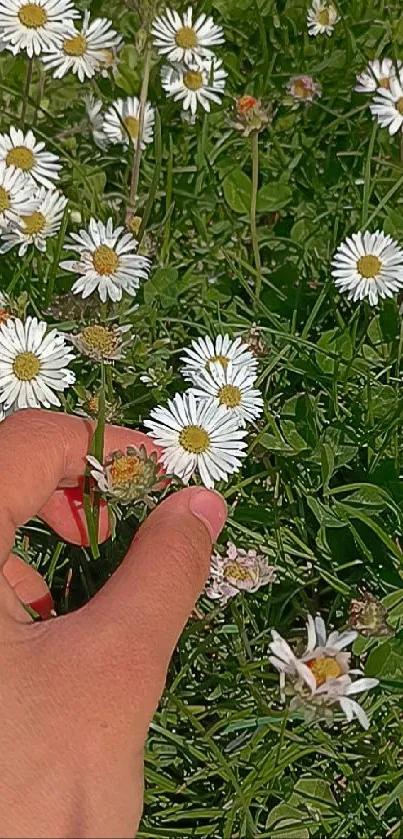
<box><xmin>357</xmin><ymin>254</ymin><xmax>381</xmax><ymax>278</ymax></box>
<box><xmin>18</xmin><ymin>2</ymin><xmax>47</xmax><ymax>28</ymax></box>
<box><xmin>123</xmin><ymin>115</ymin><xmax>140</xmax><ymax>139</ymax></box>
<box><xmin>293</xmin><ymin>79</ymin><xmax>311</xmax><ymax>99</ymax></box>
<box><xmin>92</xmin><ymin>244</ymin><xmax>119</xmax><ymax>275</ymax></box>
<box><xmin>87</xmin><ymin>395</ymin><xmax>99</xmax><ymax>416</ymax></box>
<box><xmin>110</xmin><ymin>454</ymin><xmax>144</xmax><ymax>487</ymax></box>
<box><xmin>0</xmin><ymin>187</ymin><xmax>10</xmax><ymax>213</ymax></box>
<box><xmin>81</xmin><ymin>325</ymin><xmax>116</xmax><ymax>356</ymax></box>
<box><xmin>175</xmin><ymin>26</ymin><xmax>198</xmax><ymax>48</ymax></box>
<box><xmin>317</xmin><ymin>8</ymin><xmax>330</xmax><ymax>25</ymax></box>
<box><xmin>224</xmin><ymin>563</ymin><xmax>252</xmax><ymax>583</ymax></box>
<box><xmin>397</xmin><ymin>97</ymin><xmax>403</xmax><ymax>115</ymax></box>
<box><xmin>63</xmin><ymin>33</ymin><xmax>88</xmax><ymax>56</ymax></box>
<box><xmin>21</xmin><ymin>211</ymin><xmax>45</xmax><ymax>236</ymax></box>
<box><xmin>207</xmin><ymin>354</ymin><xmax>229</xmax><ymax>368</ymax></box>
<box><xmin>306</xmin><ymin>656</ymin><xmax>343</xmax><ymax>687</ymax></box>
<box><xmin>218</xmin><ymin>384</ymin><xmax>242</xmax><ymax>408</ymax></box>
<box><xmin>6</xmin><ymin>146</ymin><xmax>35</xmax><ymax>171</ymax></box>
<box><xmin>179</xmin><ymin>424</ymin><xmax>210</xmax><ymax>453</ymax></box>
<box><xmin>378</xmin><ymin>77</ymin><xmax>390</xmax><ymax>89</ymax></box>
<box><xmin>12</xmin><ymin>351</ymin><xmax>40</xmax><ymax>381</ymax></box>
<box><xmin>183</xmin><ymin>70</ymin><xmax>203</xmax><ymax>91</ymax></box>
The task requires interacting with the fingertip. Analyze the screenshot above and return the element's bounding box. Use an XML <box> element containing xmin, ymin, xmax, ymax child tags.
<box><xmin>187</xmin><ymin>487</ymin><xmax>227</xmax><ymax>542</ymax></box>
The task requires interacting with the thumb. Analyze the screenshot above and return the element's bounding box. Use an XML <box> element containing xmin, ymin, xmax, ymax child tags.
<box><xmin>82</xmin><ymin>486</ymin><xmax>226</xmax><ymax>700</ymax></box>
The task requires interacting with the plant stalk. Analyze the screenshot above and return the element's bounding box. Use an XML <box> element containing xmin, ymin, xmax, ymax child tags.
<box><xmin>21</xmin><ymin>57</ymin><xmax>33</xmax><ymax>129</ymax></box>
<box><xmin>125</xmin><ymin>48</ymin><xmax>152</xmax><ymax>226</ymax></box>
<box><xmin>250</xmin><ymin>131</ymin><xmax>263</xmax><ymax>300</ymax></box>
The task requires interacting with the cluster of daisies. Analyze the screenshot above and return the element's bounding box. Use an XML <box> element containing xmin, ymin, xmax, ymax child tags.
<box><xmin>355</xmin><ymin>57</ymin><xmax>403</xmax><ymax>137</ymax></box>
<box><xmin>145</xmin><ymin>334</ymin><xmax>263</xmax><ymax>490</ymax></box>
<box><xmin>153</xmin><ymin>6</ymin><xmax>227</xmax><ymax>121</ymax></box>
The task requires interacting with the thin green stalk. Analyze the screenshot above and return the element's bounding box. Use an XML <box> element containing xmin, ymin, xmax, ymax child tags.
<box><xmin>137</xmin><ymin>108</ymin><xmax>162</xmax><ymax>245</ymax></box>
<box><xmin>161</xmin><ymin>131</ymin><xmax>174</xmax><ymax>264</ymax></box>
<box><xmin>361</xmin><ymin>122</ymin><xmax>377</xmax><ymax>227</ymax></box>
<box><xmin>83</xmin><ymin>362</ymin><xmax>106</xmax><ymax>560</ymax></box>
<box><xmin>125</xmin><ymin>48</ymin><xmax>152</xmax><ymax>226</ymax></box>
<box><xmin>105</xmin><ymin>363</ymin><xmax>114</xmax><ymax>402</ymax></box>
<box><xmin>21</xmin><ymin>57</ymin><xmax>33</xmax><ymax>129</ymax></box>
<box><xmin>250</xmin><ymin>131</ymin><xmax>263</xmax><ymax>300</ymax></box>
<box><xmin>44</xmin><ymin>203</ymin><xmax>69</xmax><ymax>309</ymax></box>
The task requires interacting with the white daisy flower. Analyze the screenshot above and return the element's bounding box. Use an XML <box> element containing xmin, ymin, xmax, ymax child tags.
<box><xmin>144</xmin><ymin>391</ymin><xmax>247</xmax><ymax>489</ymax></box>
<box><xmin>287</xmin><ymin>75</ymin><xmax>322</xmax><ymax>102</ymax></box>
<box><xmin>0</xmin><ymin>127</ymin><xmax>61</xmax><ymax>189</ymax></box>
<box><xmin>269</xmin><ymin>615</ymin><xmax>379</xmax><ymax>729</ymax></box>
<box><xmin>370</xmin><ymin>75</ymin><xmax>403</xmax><ymax>135</ymax></box>
<box><xmin>206</xmin><ymin>541</ymin><xmax>277</xmax><ymax>605</ymax></box>
<box><xmin>41</xmin><ymin>11</ymin><xmax>122</xmax><ymax>83</ymax></box>
<box><xmin>151</xmin><ymin>6</ymin><xmax>224</xmax><ymax>66</ymax></box>
<box><xmin>60</xmin><ymin>217</ymin><xmax>150</xmax><ymax>303</ymax></box>
<box><xmin>84</xmin><ymin>95</ymin><xmax>109</xmax><ymax>150</ymax></box>
<box><xmin>161</xmin><ymin>57</ymin><xmax>227</xmax><ymax>116</ymax></box>
<box><xmin>307</xmin><ymin>0</ymin><xmax>339</xmax><ymax>36</ymax></box>
<box><xmin>189</xmin><ymin>361</ymin><xmax>263</xmax><ymax>427</ymax></box>
<box><xmin>355</xmin><ymin>58</ymin><xmax>402</xmax><ymax>94</ymax></box>
<box><xmin>67</xmin><ymin>323</ymin><xmax>131</xmax><ymax>362</ymax></box>
<box><xmin>102</xmin><ymin>96</ymin><xmax>155</xmax><ymax>149</ymax></box>
<box><xmin>0</xmin><ymin>0</ymin><xmax>79</xmax><ymax>57</ymax></box>
<box><xmin>332</xmin><ymin>229</ymin><xmax>403</xmax><ymax>306</ymax></box>
<box><xmin>0</xmin><ymin>161</ymin><xmax>37</xmax><ymax>229</ymax></box>
<box><xmin>181</xmin><ymin>334</ymin><xmax>258</xmax><ymax>382</ymax></box>
<box><xmin>0</xmin><ymin>186</ymin><xmax>67</xmax><ymax>255</ymax></box>
<box><xmin>0</xmin><ymin>316</ymin><xmax>75</xmax><ymax>411</ymax></box>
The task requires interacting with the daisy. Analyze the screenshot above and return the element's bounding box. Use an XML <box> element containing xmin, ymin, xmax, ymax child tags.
<box><xmin>87</xmin><ymin>445</ymin><xmax>159</xmax><ymax>505</ymax></box>
<box><xmin>102</xmin><ymin>96</ymin><xmax>155</xmax><ymax>149</ymax></box>
<box><xmin>161</xmin><ymin>57</ymin><xmax>227</xmax><ymax>116</ymax></box>
<box><xmin>355</xmin><ymin>58</ymin><xmax>402</xmax><ymax>94</ymax></box>
<box><xmin>0</xmin><ymin>0</ymin><xmax>79</xmax><ymax>57</ymax></box>
<box><xmin>151</xmin><ymin>6</ymin><xmax>224</xmax><ymax>66</ymax></box>
<box><xmin>287</xmin><ymin>75</ymin><xmax>322</xmax><ymax>102</ymax></box>
<box><xmin>331</xmin><ymin>230</ymin><xmax>403</xmax><ymax>306</ymax></box>
<box><xmin>269</xmin><ymin>615</ymin><xmax>379</xmax><ymax>729</ymax></box>
<box><xmin>84</xmin><ymin>95</ymin><xmax>109</xmax><ymax>150</ymax></box>
<box><xmin>307</xmin><ymin>0</ymin><xmax>338</xmax><ymax>36</ymax></box>
<box><xmin>67</xmin><ymin>323</ymin><xmax>131</xmax><ymax>362</ymax></box>
<box><xmin>0</xmin><ymin>316</ymin><xmax>75</xmax><ymax>411</ymax></box>
<box><xmin>181</xmin><ymin>334</ymin><xmax>258</xmax><ymax>382</ymax></box>
<box><xmin>41</xmin><ymin>11</ymin><xmax>122</xmax><ymax>83</ymax></box>
<box><xmin>144</xmin><ymin>391</ymin><xmax>247</xmax><ymax>489</ymax></box>
<box><xmin>60</xmin><ymin>217</ymin><xmax>151</xmax><ymax>303</ymax></box>
<box><xmin>0</xmin><ymin>127</ymin><xmax>61</xmax><ymax>189</ymax></box>
<box><xmin>0</xmin><ymin>187</ymin><xmax>67</xmax><ymax>255</ymax></box>
<box><xmin>206</xmin><ymin>541</ymin><xmax>277</xmax><ymax>605</ymax></box>
<box><xmin>189</xmin><ymin>361</ymin><xmax>263</xmax><ymax>426</ymax></box>
<box><xmin>370</xmin><ymin>76</ymin><xmax>403</xmax><ymax>135</ymax></box>
<box><xmin>0</xmin><ymin>161</ymin><xmax>37</xmax><ymax>229</ymax></box>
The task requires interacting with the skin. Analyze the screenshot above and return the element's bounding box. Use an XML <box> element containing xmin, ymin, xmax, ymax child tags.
<box><xmin>0</xmin><ymin>409</ymin><xmax>227</xmax><ymax>839</ymax></box>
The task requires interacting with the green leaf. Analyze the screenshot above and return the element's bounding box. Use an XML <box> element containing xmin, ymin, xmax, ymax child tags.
<box><xmin>307</xmin><ymin>497</ymin><xmax>345</xmax><ymax>528</ymax></box>
<box><xmin>366</xmin><ymin>634</ymin><xmax>403</xmax><ymax>683</ymax></box>
<box><xmin>143</xmin><ymin>267</ymin><xmax>179</xmax><ymax>308</ymax></box>
<box><xmin>222</xmin><ymin>168</ymin><xmax>252</xmax><ymax>214</ymax></box>
<box><xmin>320</xmin><ymin>443</ymin><xmax>334</xmax><ymax>490</ymax></box>
<box><xmin>257</xmin><ymin>182</ymin><xmax>293</xmax><ymax>212</ymax></box>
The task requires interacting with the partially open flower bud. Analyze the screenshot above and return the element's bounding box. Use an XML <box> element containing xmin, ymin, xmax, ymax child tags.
<box><xmin>348</xmin><ymin>592</ymin><xmax>393</xmax><ymax>637</ymax></box>
<box><xmin>231</xmin><ymin>96</ymin><xmax>270</xmax><ymax>136</ymax></box>
<box><xmin>87</xmin><ymin>445</ymin><xmax>160</xmax><ymax>505</ymax></box>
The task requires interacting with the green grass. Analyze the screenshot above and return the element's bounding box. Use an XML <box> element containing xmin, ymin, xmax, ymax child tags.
<box><xmin>5</xmin><ymin>0</ymin><xmax>403</xmax><ymax>835</ymax></box>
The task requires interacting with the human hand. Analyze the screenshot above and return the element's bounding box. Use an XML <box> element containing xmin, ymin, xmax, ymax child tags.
<box><xmin>0</xmin><ymin>409</ymin><xmax>227</xmax><ymax>839</ymax></box>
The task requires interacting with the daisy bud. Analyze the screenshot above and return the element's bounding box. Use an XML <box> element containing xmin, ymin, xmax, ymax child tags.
<box><xmin>348</xmin><ymin>592</ymin><xmax>393</xmax><ymax>637</ymax></box>
<box><xmin>231</xmin><ymin>96</ymin><xmax>270</xmax><ymax>136</ymax></box>
<box><xmin>87</xmin><ymin>446</ymin><xmax>160</xmax><ymax>505</ymax></box>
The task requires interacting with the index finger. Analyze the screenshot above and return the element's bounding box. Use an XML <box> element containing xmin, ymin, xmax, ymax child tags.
<box><xmin>0</xmin><ymin>408</ymin><xmax>162</xmax><ymax>565</ymax></box>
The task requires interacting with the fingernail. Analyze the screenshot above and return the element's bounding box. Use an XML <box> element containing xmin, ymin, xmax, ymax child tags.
<box><xmin>189</xmin><ymin>488</ymin><xmax>227</xmax><ymax>542</ymax></box>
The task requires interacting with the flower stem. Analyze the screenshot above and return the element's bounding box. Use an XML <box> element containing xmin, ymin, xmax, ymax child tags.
<box><xmin>21</xmin><ymin>57</ymin><xmax>33</xmax><ymax>130</ymax></box>
<box><xmin>250</xmin><ymin>131</ymin><xmax>263</xmax><ymax>300</ymax></box>
<box><xmin>125</xmin><ymin>48</ymin><xmax>152</xmax><ymax>227</ymax></box>
<box><xmin>83</xmin><ymin>362</ymin><xmax>106</xmax><ymax>560</ymax></box>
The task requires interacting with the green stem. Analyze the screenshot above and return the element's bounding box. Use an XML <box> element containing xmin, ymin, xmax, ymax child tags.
<box><xmin>21</xmin><ymin>57</ymin><xmax>33</xmax><ymax>129</ymax></box>
<box><xmin>125</xmin><ymin>48</ymin><xmax>152</xmax><ymax>226</ymax></box>
<box><xmin>83</xmin><ymin>362</ymin><xmax>106</xmax><ymax>560</ymax></box>
<box><xmin>250</xmin><ymin>131</ymin><xmax>263</xmax><ymax>300</ymax></box>
<box><xmin>105</xmin><ymin>363</ymin><xmax>114</xmax><ymax>402</ymax></box>
<box><xmin>44</xmin><ymin>203</ymin><xmax>69</xmax><ymax>310</ymax></box>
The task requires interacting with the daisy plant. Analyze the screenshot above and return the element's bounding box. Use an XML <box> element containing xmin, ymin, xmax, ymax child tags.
<box><xmin>188</xmin><ymin>360</ymin><xmax>263</xmax><ymax>427</ymax></box>
<box><xmin>206</xmin><ymin>542</ymin><xmax>277</xmax><ymax>605</ymax></box>
<box><xmin>0</xmin><ymin>127</ymin><xmax>61</xmax><ymax>189</ymax></box>
<box><xmin>269</xmin><ymin>615</ymin><xmax>379</xmax><ymax>729</ymax></box>
<box><xmin>0</xmin><ymin>187</ymin><xmax>67</xmax><ymax>255</ymax></box>
<box><xmin>41</xmin><ymin>11</ymin><xmax>122</xmax><ymax>82</ymax></box>
<box><xmin>331</xmin><ymin>230</ymin><xmax>403</xmax><ymax>305</ymax></box>
<box><xmin>151</xmin><ymin>6</ymin><xmax>224</xmax><ymax>67</ymax></box>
